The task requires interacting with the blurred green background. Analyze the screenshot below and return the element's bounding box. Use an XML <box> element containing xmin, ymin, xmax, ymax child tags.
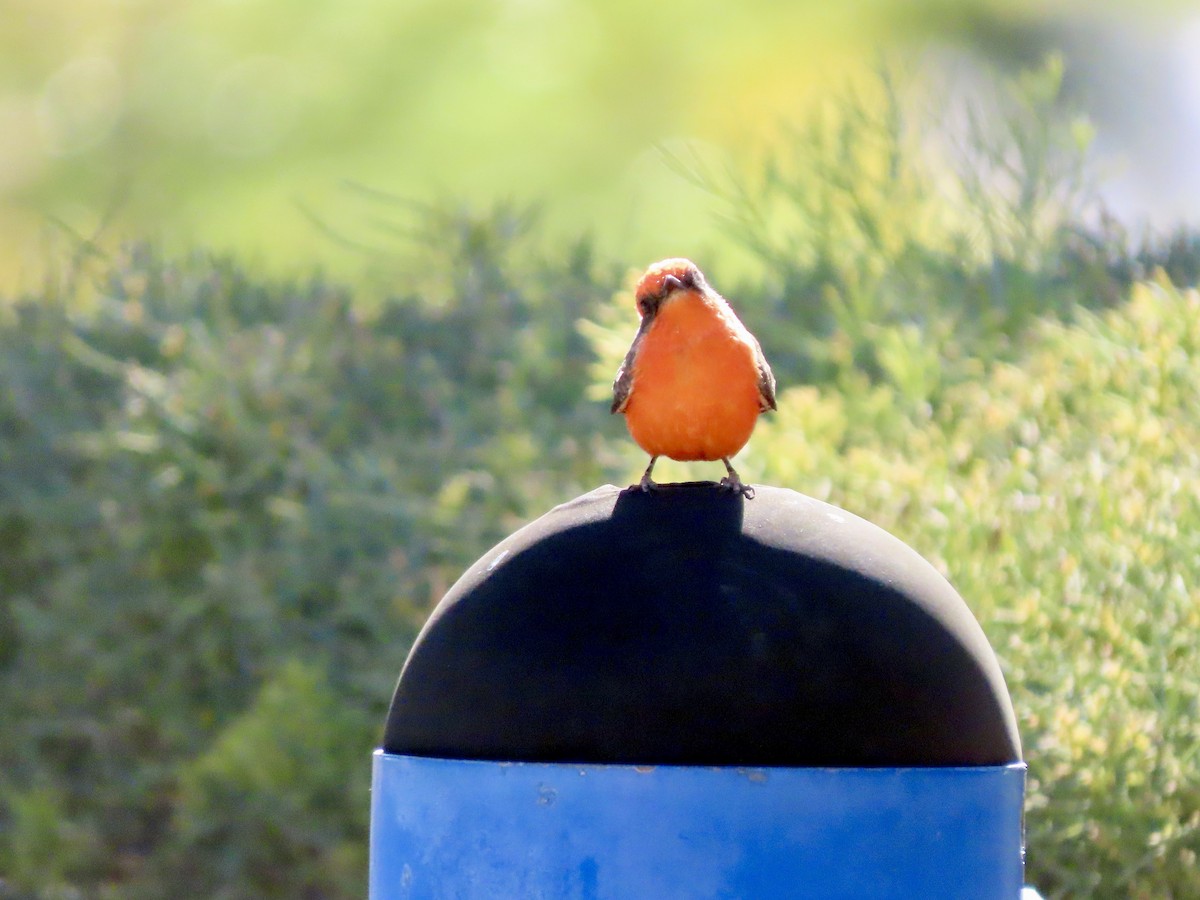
<box><xmin>4</xmin><ymin>0</ymin><xmax>865</xmax><ymax>287</ymax></box>
<box><xmin>10</xmin><ymin>0</ymin><xmax>1196</xmax><ymax>290</ymax></box>
<box><xmin>3</xmin><ymin>1</ymin><xmax>1200</xmax><ymax>898</ymax></box>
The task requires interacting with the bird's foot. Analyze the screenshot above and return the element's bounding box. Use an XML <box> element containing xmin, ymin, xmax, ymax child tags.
<box><xmin>632</xmin><ymin>456</ymin><xmax>660</xmax><ymax>493</ymax></box>
<box><xmin>719</xmin><ymin>476</ymin><xmax>755</xmax><ymax>499</ymax></box>
<box><xmin>719</xmin><ymin>460</ymin><xmax>755</xmax><ymax>499</ymax></box>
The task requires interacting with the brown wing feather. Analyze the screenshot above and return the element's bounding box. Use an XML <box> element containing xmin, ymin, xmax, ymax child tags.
<box><xmin>611</xmin><ymin>317</ymin><xmax>651</xmax><ymax>414</ymax></box>
<box><xmin>754</xmin><ymin>337</ymin><xmax>777</xmax><ymax>412</ymax></box>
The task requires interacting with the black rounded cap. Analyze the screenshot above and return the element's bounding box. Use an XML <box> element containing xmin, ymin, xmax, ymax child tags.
<box><xmin>384</xmin><ymin>484</ymin><xmax>1021</xmax><ymax>767</ymax></box>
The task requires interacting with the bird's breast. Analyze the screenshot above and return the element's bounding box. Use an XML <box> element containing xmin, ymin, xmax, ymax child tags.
<box><xmin>624</xmin><ymin>294</ymin><xmax>763</xmax><ymax>461</ymax></box>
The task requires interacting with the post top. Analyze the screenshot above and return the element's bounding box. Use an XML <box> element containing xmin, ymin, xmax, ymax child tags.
<box><xmin>384</xmin><ymin>483</ymin><xmax>1021</xmax><ymax>767</ymax></box>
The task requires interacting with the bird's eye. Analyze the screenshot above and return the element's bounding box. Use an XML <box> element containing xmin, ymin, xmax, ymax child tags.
<box><xmin>637</xmin><ymin>297</ymin><xmax>653</xmax><ymax>316</ymax></box>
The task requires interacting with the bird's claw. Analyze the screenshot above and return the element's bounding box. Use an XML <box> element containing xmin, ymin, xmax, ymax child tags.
<box><xmin>638</xmin><ymin>473</ymin><xmax>659</xmax><ymax>493</ymax></box>
<box><xmin>719</xmin><ymin>475</ymin><xmax>755</xmax><ymax>499</ymax></box>
<box><xmin>633</xmin><ymin>456</ymin><xmax>660</xmax><ymax>493</ymax></box>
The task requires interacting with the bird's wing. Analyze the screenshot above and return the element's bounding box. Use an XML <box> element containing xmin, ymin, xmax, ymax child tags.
<box><xmin>611</xmin><ymin>317</ymin><xmax>651</xmax><ymax>414</ymax></box>
<box><xmin>754</xmin><ymin>338</ymin><xmax>777</xmax><ymax>412</ymax></box>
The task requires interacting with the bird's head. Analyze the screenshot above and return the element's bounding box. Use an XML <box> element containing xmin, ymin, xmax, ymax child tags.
<box><xmin>633</xmin><ymin>258</ymin><xmax>707</xmax><ymax>318</ymax></box>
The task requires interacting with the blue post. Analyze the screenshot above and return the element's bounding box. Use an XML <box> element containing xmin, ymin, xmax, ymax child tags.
<box><xmin>371</xmin><ymin>484</ymin><xmax>1028</xmax><ymax>897</ymax></box>
<box><xmin>372</xmin><ymin>756</ymin><xmax>1024</xmax><ymax>898</ymax></box>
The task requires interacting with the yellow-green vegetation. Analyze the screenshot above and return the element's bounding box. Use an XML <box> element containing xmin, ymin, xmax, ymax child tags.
<box><xmin>748</xmin><ymin>280</ymin><xmax>1200</xmax><ymax>896</ymax></box>
<box><xmin>1</xmin><ymin>63</ymin><xmax>1198</xmax><ymax>898</ymax></box>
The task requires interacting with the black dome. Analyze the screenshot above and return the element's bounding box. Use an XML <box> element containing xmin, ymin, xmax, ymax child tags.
<box><xmin>384</xmin><ymin>483</ymin><xmax>1021</xmax><ymax>767</ymax></box>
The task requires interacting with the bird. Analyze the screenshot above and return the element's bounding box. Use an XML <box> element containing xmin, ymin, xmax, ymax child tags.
<box><xmin>611</xmin><ymin>258</ymin><xmax>776</xmax><ymax>497</ymax></box>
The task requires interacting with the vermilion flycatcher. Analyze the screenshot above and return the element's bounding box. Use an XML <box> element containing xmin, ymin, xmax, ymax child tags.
<box><xmin>611</xmin><ymin>258</ymin><xmax>776</xmax><ymax>497</ymax></box>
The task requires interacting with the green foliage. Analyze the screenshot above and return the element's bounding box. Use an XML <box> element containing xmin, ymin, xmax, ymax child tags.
<box><xmin>3</xmin><ymin>60</ymin><xmax>1200</xmax><ymax>898</ymax></box>
<box><xmin>743</xmin><ymin>279</ymin><xmax>1200</xmax><ymax>896</ymax></box>
<box><xmin>0</xmin><ymin>216</ymin><xmax>621</xmax><ymax>897</ymax></box>
<box><xmin>145</xmin><ymin>660</ymin><xmax>373</xmax><ymax>898</ymax></box>
<box><xmin>671</xmin><ymin>58</ymin><xmax>1186</xmax><ymax>394</ymax></box>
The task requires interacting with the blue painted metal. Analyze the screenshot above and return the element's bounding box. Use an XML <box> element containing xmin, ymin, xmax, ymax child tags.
<box><xmin>370</xmin><ymin>751</ymin><xmax>1025</xmax><ymax>899</ymax></box>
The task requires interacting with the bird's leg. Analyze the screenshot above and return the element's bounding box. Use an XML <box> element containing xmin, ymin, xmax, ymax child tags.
<box><xmin>638</xmin><ymin>456</ymin><xmax>660</xmax><ymax>492</ymax></box>
<box><xmin>719</xmin><ymin>458</ymin><xmax>755</xmax><ymax>499</ymax></box>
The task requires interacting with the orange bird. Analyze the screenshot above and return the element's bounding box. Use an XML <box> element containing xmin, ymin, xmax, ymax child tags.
<box><xmin>611</xmin><ymin>258</ymin><xmax>776</xmax><ymax>497</ymax></box>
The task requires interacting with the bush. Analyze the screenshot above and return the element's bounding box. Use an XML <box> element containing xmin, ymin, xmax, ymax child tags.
<box><xmin>741</xmin><ymin>279</ymin><xmax>1200</xmax><ymax>897</ymax></box>
<box><xmin>668</xmin><ymin>57</ymin><xmax>1192</xmax><ymax>389</ymax></box>
<box><xmin>0</xmin><ymin>221</ymin><xmax>621</xmax><ymax>897</ymax></box>
<box><xmin>143</xmin><ymin>660</ymin><xmax>373</xmax><ymax>898</ymax></box>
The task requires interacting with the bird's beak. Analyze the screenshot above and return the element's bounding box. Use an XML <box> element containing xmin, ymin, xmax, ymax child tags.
<box><xmin>662</xmin><ymin>274</ymin><xmax>684</xmax><ymax>295</ymax></box>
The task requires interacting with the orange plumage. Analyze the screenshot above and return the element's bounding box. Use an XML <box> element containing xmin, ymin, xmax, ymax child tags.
<box><xmin>611</xmin><ymin>258</ymin><xmax>776</xmax><ymax>496</ymax></box>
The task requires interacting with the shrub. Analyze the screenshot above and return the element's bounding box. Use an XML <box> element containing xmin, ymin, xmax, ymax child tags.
<box><xmin>0</xmin><ymin>221</ymin><xmax>621</xmax><ymax>897</ymax></box>
<box><xmin>737</xmin><ymin>278</ymin><xmax>1200</xmax><ymax>897</ymax></box>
